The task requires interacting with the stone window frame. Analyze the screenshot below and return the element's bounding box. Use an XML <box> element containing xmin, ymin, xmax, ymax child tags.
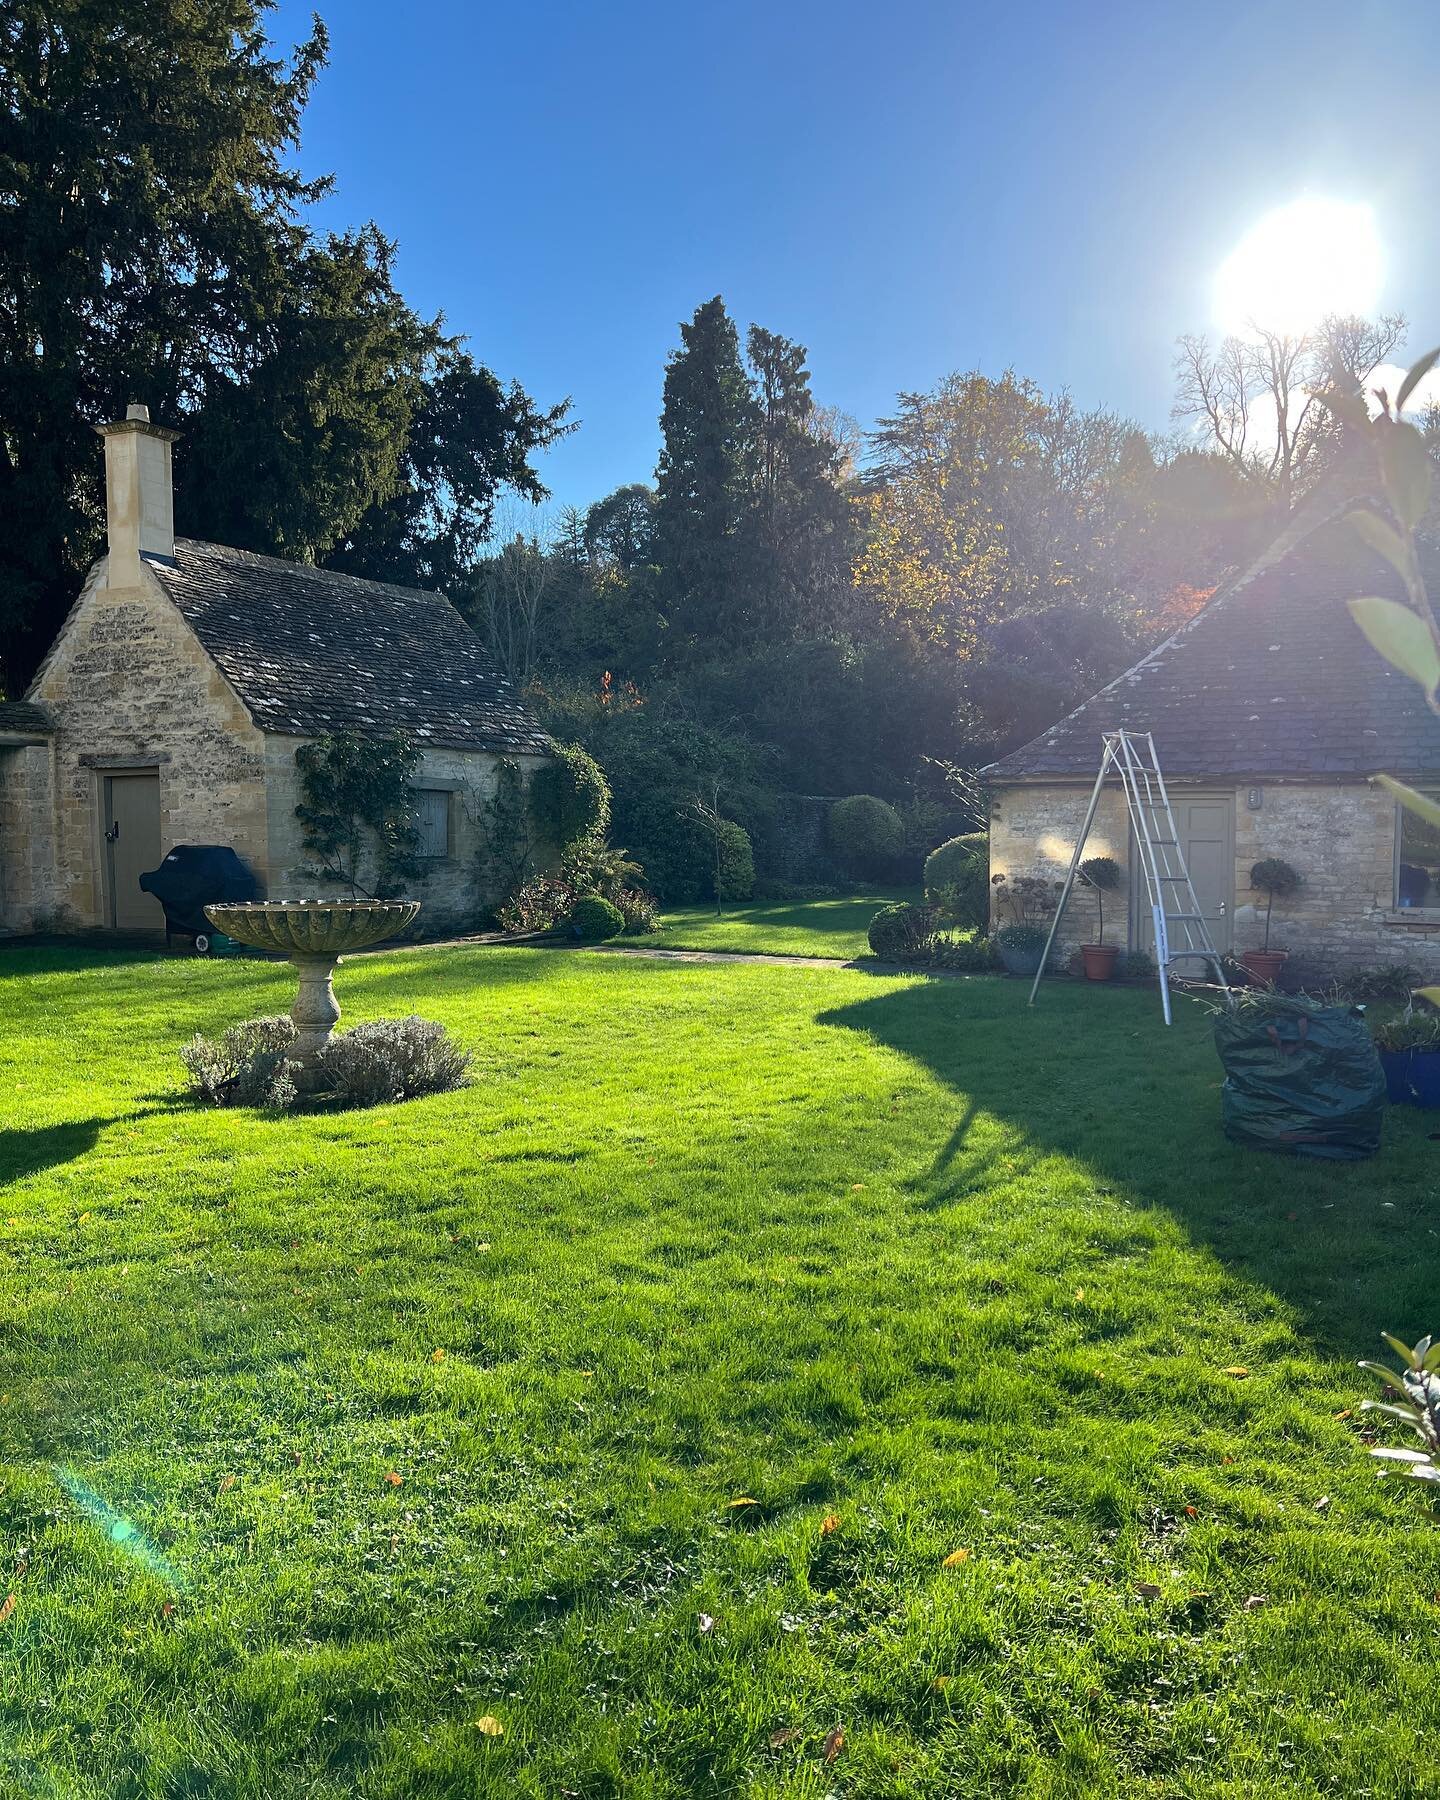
<box><xmin>1392</xmin><ymin>790</ymin><xmax>1440</xmax><ymax>916</ymax></box>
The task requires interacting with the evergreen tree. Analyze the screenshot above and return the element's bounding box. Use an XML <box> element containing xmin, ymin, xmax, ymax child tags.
<box><xmin>0</xmin><ymin>1</ymin><xmax>564</xmax><ymax>687</ymax></box>
<box><xmin>653</xmin><ymin>297</ymin><xmax>756</xmax><ymax>639</ymax></box>
<box><xmin>746</xmin><ymin>325</ymin><xmax>855</xmax><ymax>636</ymax></box>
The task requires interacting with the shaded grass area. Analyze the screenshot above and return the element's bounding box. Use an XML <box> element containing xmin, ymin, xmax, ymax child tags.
<box><xmin>1</xmin><ymin>945</ymin><xmax>1439</xmax><ymax>1797</ymax></box>
<box><xmin>657</xmin><ymin>889</ymin><xmax>917</xmax><ymax>958</ymax></box>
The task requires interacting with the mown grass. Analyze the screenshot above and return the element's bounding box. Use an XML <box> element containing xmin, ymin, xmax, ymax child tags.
<box><xmin>658</xmin><ymin>890</ymin><xmax>917</xmax><ymax>958</ymax></box>
<box><xmin>2</xmin><ymin>944</ymin><xmax>1439</xmax><ymax>1798</ymax></box>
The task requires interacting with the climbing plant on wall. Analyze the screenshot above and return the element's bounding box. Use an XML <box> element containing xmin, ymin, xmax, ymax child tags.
<box><xmin>294</xmin><ymin>730</ymin><xmax>425</xmax><ymax>898</ymax></box>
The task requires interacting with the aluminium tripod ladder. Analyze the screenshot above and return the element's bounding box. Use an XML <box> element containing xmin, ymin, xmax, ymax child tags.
<box><xmin>1028</xmin><ymin>730</ymin><xmax>1233</xmax><ymax>1025</ymax></box>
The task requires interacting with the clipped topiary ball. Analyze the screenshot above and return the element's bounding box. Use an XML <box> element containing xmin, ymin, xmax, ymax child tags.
<box><xmin>867</xmin><ymin>901</ymin><xmax>936</xmax><ymax>961</ymax></box>
<box><xmin>569</xmin><ymin>895</ymin><xmax>625</xmax><ymax>942</ymax></box>
<box><xmin>923</xmin><ymin>832</ymin><xmax>989</xmax><ymax>928</ymax></box>
<box><xmin>829</xmin><ymin>794</ymin><xmax>905</xmax><ymax>877</ymax></box>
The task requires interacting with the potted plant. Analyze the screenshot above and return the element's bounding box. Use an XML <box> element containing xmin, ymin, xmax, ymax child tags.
<box><xmin>1077</xmin><ymin>855</ymin><xmax>1123</xmax><ymax>981</ymax></box>
<box><xmin>1241</xmin><ymin>858</ymin><xmax>1300</xmax><ymax>984</ymax></box>
<box><xmin>1372</xmin><ymin>1008</ymin><xmax>1440</xmax><ymax>1107</ymax></box>
<box><xmin>995</xmin><ymin>920</ymin><xmax>1049</xmax><ymax>977</ymax></box>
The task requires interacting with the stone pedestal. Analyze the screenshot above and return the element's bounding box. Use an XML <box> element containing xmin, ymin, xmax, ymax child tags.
<box><xmin>202</xmin><ymin>901</ymin><xmax>420</xmax><ymax>1079</ymax></box>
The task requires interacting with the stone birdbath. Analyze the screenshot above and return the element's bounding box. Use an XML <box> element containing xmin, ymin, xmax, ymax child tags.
<box><xmin>203</xmin><ymin>899</ymin><xmax>420</xmax><ymax>1077</ymax></box>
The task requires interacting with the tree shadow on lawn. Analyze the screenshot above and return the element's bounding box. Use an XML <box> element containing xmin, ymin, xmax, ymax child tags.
<box><xmin>0</xmin><ymin>1117</ymin><xmax>114</xmax><ymax>1185</ymax></box>
<box><xmin>819</xmin><ymin>976</ymin><xmax>1440</xmax><ymax>1359</ymax></box>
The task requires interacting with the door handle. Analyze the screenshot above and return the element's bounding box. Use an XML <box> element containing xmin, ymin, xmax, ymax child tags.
<box><xmin>105</xmin><ymin>822</ymin><xmax>120</xmax><ymax>843</ymax></box>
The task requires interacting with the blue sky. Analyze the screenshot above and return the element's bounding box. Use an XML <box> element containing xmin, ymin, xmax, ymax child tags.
<box><xmin>270</xmin><ymin>0</ymin><xmax>1440</xmax><ymax>517</ymax></box>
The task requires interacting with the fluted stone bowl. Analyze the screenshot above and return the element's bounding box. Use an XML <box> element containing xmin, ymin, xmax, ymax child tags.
<box><xmin>202</xmin><ymin>900</ymin><xmax>422</xmax><ymax>1077</ymax></box>
<box><xmin>203</xmin><ymin>899</ymin><xmax>419</xmax><ymax>956</ymax></box>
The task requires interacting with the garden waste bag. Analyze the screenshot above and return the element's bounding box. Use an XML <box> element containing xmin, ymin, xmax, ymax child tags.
<box><xmin>1213</xmin><ymin>1000</ymin><xmax>1386</xmax><ymax>1160</ymax></box>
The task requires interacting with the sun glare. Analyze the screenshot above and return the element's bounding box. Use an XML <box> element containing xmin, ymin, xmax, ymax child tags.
<box><xmin>1213</xmin><ymin>196</ymin><xmax>1382</xmax><ymax>338</ymax></box>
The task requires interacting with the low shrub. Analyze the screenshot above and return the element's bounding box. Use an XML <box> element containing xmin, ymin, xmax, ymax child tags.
<box><xmin>617</xmin><ymin>798</ymin><xmax>754</xmax><ymax>904</ymax></box>
<box><xmin>181</xmin><ymin>1015</ymin><xmax>301</xmax><ymax>1109</ymax></box>
<box><xmin>496</xmin><ymin>874</ymin><xmax>577</xmax><ymax>935</ymax></box>
<box><xmin>829</xmin><ymin>795</ymin><xmax>905</xmax><ymax>878</ymax></box>
<box><xmin>611</xmin><ymin>885</ymin><xmax>659</xmax><ymax>934</ymax></box>
<box><xmin>1116</xmin><ymin>948</ymin><xmax>1156</xmax><ymax>980</ymax></box>
<box><xmin>867</xmin><ymin>901</ymin><xmax>938</xmax><ymax>960</ymax></box>
<box><xmin>1346</xmin><ymin>964</ymin><xmax>1425</xmax><ymax>1002</ymax></box>
<box><xmin>318</xmin><ymin>1016</ymin><xmax>473</xmax><ymax>1106</ymax></box>
<box><xmin>569</xmin><ymin>895</ymin><xmax>625</xmax><ymax>942</ymax></box>
<box><xmin>924</xmin><ymin>831</ymin><xmax>989</xmax><ymax>929</ymax></box>
<box><xmin>927</xmin><ymin>933</ymin><xmax>1001</xmax><ymax>972</ymax></box>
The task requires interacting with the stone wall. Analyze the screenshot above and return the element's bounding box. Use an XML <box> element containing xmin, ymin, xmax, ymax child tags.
<box><xmin>11</xmin><ymin>561</ymin><xmax>269</xmax><ymax>931</ymax></box>
<box><xmin>1</xmin><ymin>558</ymin><xmax>550</xmax><ymax>938</ymax></box>
<box><xmin>263</xmin><ymin>737</ymin><xmax>551</xmax><ymax>935</ymax></box>
<box><xmin>990</xmin><ymin>778</ymin><xmax>1440</xmax><ymax>979</ymax></box>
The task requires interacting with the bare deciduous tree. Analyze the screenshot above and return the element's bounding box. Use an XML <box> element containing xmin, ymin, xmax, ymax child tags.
<box><xmin>472</xmin><ymin>506</ymin><xmax>553</xmax><ymax>690</ymax></box>
<box><xmin>1173</xmin><ymin>313</ymin><xmax>1405</xmax><ymax>511</ymax></box>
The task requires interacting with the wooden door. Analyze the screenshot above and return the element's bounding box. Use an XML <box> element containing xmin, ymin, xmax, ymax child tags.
<box><xmin>1134</xmin><ymin>791</ymin><xmax>1234</xmax><ymax>954</ymax></box>
<box><xmin>104</xmin><ymin>772</ymin><xmax>164</xmax><ymax>929</ymax></box>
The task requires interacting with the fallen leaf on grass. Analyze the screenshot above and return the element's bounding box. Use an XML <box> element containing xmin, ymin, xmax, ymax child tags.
<box><xmin>725</xmin><ymin>1496</ymin><xmax>758</xmax><ymax>1509</ymax></box>
<box><xmin>942</xmin><ymin>1548</ymin><xmax>971</xmax><ymax>1567</ymax></box>
<box><xmin>769</xmin><ymin>1726</ymin><xmax>801</xmax><ymax>1748</ymax></box>
<box><xmin>430</xmin><ymin>1348</ymin><xmax>446</xmax><ymax>1364</ymax></box>
<box><xmin>161</xmin><ymin>1601</ymin><xmax>175</xmax><ymax>1619</ymax></box>
<box><xmin>77</xmin><ymin>1212</ymin><xmax>91</xmax><ymax>1225</ymax></box>
<box><xmin>1334</xmin><ymin>1408</ymin><xmax>1353</xmax><ymax>1420</ymax></box>
<box><xmin>820</xmin><ymin>1513</ymin><xmax>841</xmax><ymax>1536</ymax></box>
<box><xmin>0</xmin><ymin>1594</ymin><xmax>14</xmax><ymax>1626</ymax></box>
<box><xmin>216</xmin><ymin>1474</ymin><xmax>236</xmax><ymax>1497</ymax></box>
<box><xmin>1223</xmin><ymin>1366</ymin><xmax>1250</xmax><ymax>1378</ymax></box>
<box><xmin>384</xmin><ymin>1471</ymin><xmax>403</xmax><ymax>1488</ymax></box>
<box><xmin>1243</xmin><ymin>1594</ymin><xmax>1268</xmax><ymax>1611</ymax></box>
<box><xmin>1183</xmin><ymin>1505</ymin><xmax>1198</xmax><ymax>1519</ymax></box>
<box><xmin>1074</xmin><ymin>1287</ymin><xmax>1085</xmax><ymax>1301</ymax></box>
<box><xmin>697</xmin><ymin>1613</ymin><xmax>715</xmax><ymax>1635</ymax></box>
<box><xmin>930</xmin><ymin>1675</ymin><xmax>953</xmax><ymax>1692</ymax></box>
<box><xmin>473</xmin><ymin>1715</ymin><xmax>504</xmax><ymax>1737</ymax></box>
<box><xmin>822</xmin><ymin>1727</ymin><xmax>846</xmax><ymax>1765</ymax></box>
<box><xmin>1314</xmin><ymin>1496</ymin><xmax>1331</xmax><ymax>1513</ymax></box>
<box><xmin>1133</xmin><ymin>1581</ymin><xmax>1163</xmax><ymax>1601</ymax></box>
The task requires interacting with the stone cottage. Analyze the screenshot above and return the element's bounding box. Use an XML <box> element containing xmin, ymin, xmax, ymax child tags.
<box><xmin>984</xmin><ymin>519</ymin><xmax>1440</xmax><ymax>980</ymax></box>
<box><xmin>0</xmin><ymin>407</ymin><xmax>552</xmax><ymax>938</ymax></box>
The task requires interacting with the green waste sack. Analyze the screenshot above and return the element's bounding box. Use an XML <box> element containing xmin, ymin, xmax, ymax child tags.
<box><xmin>1214</xmin><ymin>1001</ymin><xmax>1386</xmax><ymax>1160</ymax></box>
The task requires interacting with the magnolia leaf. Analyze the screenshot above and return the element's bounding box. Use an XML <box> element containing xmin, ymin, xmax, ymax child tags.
<box><xmin>1243</xmin><ymin>1594</ymin><xmax>1268</xmax><ymax>1611</ymax></box>
<box><xmin>769</xmin><ymin>1726</ymin><xmax>802</xmax><ymax>1747</ymax></box>
<box><xmin>1223</xmin><ymin>1366</ymin><xmax>1250</xmax><ymax>1378</ymax></box>
<box><xmin>942</xmin><ymin>1547</ymin><xmax>971</xmax><ymax>1567</ymax></box>
<box><xmin>725</xmin><ymin>1496</ymin><xmax>758</xmax><ymax>1509</ymax></box>
<box><xmin>1369</xmin><ymin>1445</ymin><xmax>1433</xmax><ymax>1463</ymax></box>
<box><xmin>1419</xmin><ymin>988</ymin><xmax>1440</xmax><ymax>1010</ymax></box>
<box><xmin>1375</xmin><ymin>777</ymin><xmax>1440</xmax><ymax>831</ymax></box>
<box><xmin>1397</xmin><ymin>347</ymin><xmax>1440</xmax><ymax>413</ymax></box>
<box><xmin>0</xmin><ymin>1594</ymin><xmax>13</xmax><ymax>1626</ymax></box>
<box><xmin>1347</xmin><ymin>509</ymin><xmax>1412</xmax><ymax>581</ymax></box>
<box><xmin>820</xmin><ymin>1513</ymin><xmax>841</xmax><ymax>1536</ymax></box>
<box><xmin>822</xmin><ymin>1727</ymin><xmax>846</xmax><ymax>1765</ymax></box>
<box><xmin>1423</xmin><ymin>1339</ymin><xmax>1440</xmax><ymax>1372</ymax></box>
<box><xmin>1358</xmin><ymin>1357</ymin><xmax>1411</xmax><ymax>1393</ymax></box>
<box><xmin>1348</xmin><ymin>598</ymin><xmax>1440</xmax><ymax>693</ymax></box>
<box><xmin>473</xmin><ymin>1715</ymin><xmax>504</xmax><ymax>1737</ymax></box>
<box><xmin>1379</xmin><ymin>422</ymin><xmax>1433</xmax><ymax>530</ymax></box>
<box><xmin>1133</xmin><ymin>1580</ymin><xmax>1162</xmax><ymax>1600</ymax></box>
<box><xmin>1360</xmin><ymin>1399</ymin><xmax>1423</xmax><ymax>1425</ymax></box>
<box><xmin>1382</xmin><ymin>1332</ymin><xmax>1423</xmax><ymax>1369</ymax></box>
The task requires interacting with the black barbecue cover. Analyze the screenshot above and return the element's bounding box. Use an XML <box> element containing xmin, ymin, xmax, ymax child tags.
<box><xmin>139</xmin><ymin>845</ymin><xmax>259</xmax><ymax>933</ymax></box>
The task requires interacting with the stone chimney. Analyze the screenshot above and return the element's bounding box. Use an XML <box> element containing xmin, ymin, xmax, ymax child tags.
<box><xmin>94</xmin><ymin>403</ymin><xmax>181</xmax><ymax>588</ymax></box>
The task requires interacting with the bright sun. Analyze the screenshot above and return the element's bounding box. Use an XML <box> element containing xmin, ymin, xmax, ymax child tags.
<box><xmin>1214</xmin><ymin>196</ymin><xmax>1383</xmax><ymax>338</ymax></box>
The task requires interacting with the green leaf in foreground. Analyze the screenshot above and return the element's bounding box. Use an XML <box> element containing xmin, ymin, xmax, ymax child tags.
<box><xmin>1375</xmin><ymin>775</ymin><xmax>1440</xmax><ymax>828</ymax></box>
<box><xmin>1348</xmin><ymin>597</ymin><xmax>1440</xmax><ymax>694</ymax></box>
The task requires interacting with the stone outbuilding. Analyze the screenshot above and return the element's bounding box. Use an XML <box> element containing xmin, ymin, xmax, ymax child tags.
<box><xmin>0</xmin><ymin>407</ymin><xmax>551</xmax><ymax>938</ymax></box>
<box><xmin>984</xmin><ymin>520</ymin><xmax>1440</xmax><ymax>981</ymax></box>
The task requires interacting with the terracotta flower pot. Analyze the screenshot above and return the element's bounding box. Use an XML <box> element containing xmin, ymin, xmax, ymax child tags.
<box><xmin>1239</xmin><ymin>948</ymin><xmax>1288</xmax><ymax>986</ymax></box>
<box><xmin>1080</xmin><ymin>943</ymin><xmax>1119</xmax><ymax>982</ymax></box>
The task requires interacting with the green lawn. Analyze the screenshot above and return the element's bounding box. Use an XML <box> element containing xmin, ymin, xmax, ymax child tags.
<box><xmin>658</xmin><ymin>889</ymin><xmax>917</xmax><ymax>958</ymax></box>
<box><xmin>3</xmin><ymin>945</ymin><xmax>1440</xmax><ymax>1797</ymax></box>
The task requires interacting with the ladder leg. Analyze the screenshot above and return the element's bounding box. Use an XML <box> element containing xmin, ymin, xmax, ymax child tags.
<box><xmin>1029</xmin><ymin>749</ymin><xmax>1112</xmax><ymax>1006</ymax></box>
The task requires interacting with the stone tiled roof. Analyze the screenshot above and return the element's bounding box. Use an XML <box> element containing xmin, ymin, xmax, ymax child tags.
<box><xmin>0</xmin><ymin>700</ymin><xmax>55</xmax><ymax>737</ymax></box>
<box><xmin>150</xmin><ymin>538</ymin><xmax>551</xmax><ymax>755</ymax></box>
<box><xmin>985</xmin><ymin>521</ymin><xmax>1440</xmax><ymax>783</ymax></box>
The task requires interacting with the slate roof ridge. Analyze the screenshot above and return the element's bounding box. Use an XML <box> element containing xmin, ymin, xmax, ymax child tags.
<box><xmin>170</xmin><ymin>537</ymin><xmax>454</xmax><ymax>610</ymax></box>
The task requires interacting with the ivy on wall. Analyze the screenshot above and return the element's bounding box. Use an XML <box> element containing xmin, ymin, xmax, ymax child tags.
<box><xmin>294</xmin><ymin>731</ymin><xmax>426</xmax><ymax>899</ymax></box>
